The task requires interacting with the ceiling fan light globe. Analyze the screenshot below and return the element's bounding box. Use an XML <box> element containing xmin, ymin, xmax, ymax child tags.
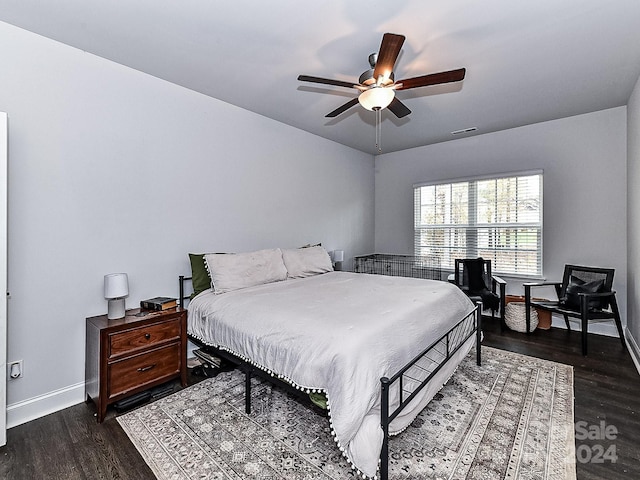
<box><xmin>358</xmin><ymin>87</ymin><xmax>395</xmax><ymax>111</ymax></box>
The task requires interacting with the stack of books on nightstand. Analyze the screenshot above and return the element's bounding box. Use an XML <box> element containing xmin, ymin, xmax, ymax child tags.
<box><xmin>140</xmin><ymin>296</ymin><xmax>177</xmax><ymax>311</ymax></box>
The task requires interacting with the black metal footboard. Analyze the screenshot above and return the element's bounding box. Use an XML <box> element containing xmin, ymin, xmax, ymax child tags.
<box><xmin>180</xmin><ymin>275</ymin><xmax>482</xmax><ymax>480</ymax></box>
<box><xmin>379</xmin><ymin>302</ymin><xmax>481</xmax><ymax>480</ymax></box>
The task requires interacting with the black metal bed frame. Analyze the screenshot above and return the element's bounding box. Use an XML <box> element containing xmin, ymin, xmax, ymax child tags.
<box><xmin>179</xmin><ymin>275</ymin><xmax>482</xmax><ymax>480</ymax></box>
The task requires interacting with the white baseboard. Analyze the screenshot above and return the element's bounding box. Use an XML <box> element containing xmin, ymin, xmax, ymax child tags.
<box><xmin>625</xmin><ymin>328</ymin><xmax>640</xmax><ymax>375</ymax></box>
<box><xmin>6</xmin><ymin>381</ymin><xmax>85</xmax><ymax>429</ymax></box>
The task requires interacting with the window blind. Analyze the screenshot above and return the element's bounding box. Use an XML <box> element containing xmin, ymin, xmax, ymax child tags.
<box><xmin>414</xmin><ymin>172</ymin><xmax>543</xmax><ymax>276</ymax></box>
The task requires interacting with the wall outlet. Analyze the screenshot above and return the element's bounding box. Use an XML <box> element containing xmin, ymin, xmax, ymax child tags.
<box><xmin>8</xmin><ymin>360</ymin><xmax>23</xmax><ymax>379</ymax></box>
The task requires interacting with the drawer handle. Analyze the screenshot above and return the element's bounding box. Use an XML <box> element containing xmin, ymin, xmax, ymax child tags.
<box><xmin>144</xmin><ymin>333</ymin><xmax>151</xmax><ymax>340</ymax></box>
<box><xmin>137</xmin><ymin>364</ymin><xmax>156</xmax><ymax>373</ymax></box>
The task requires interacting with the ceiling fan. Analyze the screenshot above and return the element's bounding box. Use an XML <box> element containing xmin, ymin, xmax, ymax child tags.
<box><xmin>298</xmin><ymin>33</ymin><xmax>466</xmax><ymax>119</ymax></box>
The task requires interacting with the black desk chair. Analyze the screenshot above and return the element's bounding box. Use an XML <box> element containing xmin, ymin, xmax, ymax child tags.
<box><xmin>453</xmin><ymin>258</ymin><xmax>506</xmax><ymax>331</ymax></box>
<box><xmin>524</xmin><ymin>264</ymin><xmax>625</xmax><ymax>355</ymax></box>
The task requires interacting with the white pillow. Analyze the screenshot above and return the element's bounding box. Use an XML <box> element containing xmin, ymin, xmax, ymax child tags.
<box><xmin>282</xmin><ymin>246</ymin><xmax>334</xmax><ymax>279</ymax></box>
<box><xmin>205</xmin><ymin>248</ymin><xmax>288</xmax><ymax>294</ymax></box>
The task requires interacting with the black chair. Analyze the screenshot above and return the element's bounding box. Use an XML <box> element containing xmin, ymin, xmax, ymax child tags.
<box><xmin>453</xmin><ymin>258</ymin><xmax>506</xmax><ymax>331</ymax></box>
<box><xmin>524</xmin><ymin>264</ymin><xmax>625</xmax><ymax>355</ymax></box>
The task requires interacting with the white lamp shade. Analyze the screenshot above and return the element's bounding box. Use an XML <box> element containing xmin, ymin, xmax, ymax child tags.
<box><xmin>333</xmin><ymin>250</ymin><xmax>344</xmax><ymax>262</ymax></box>
<box><xmin>358</xmin><ymin>87</ymin><xmax>395</xmax><ymax>111</ymax></box>
<box><xmin>104</xmin><ymin>273</ymin><xmax>129</xmax><ymax>299</ymax></box>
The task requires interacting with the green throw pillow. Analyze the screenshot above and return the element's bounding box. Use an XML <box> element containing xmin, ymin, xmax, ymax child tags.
<box><xmin>189</xmin><ymin>253</ymin><xmax>211</xmax><ymax>298</ymax></box>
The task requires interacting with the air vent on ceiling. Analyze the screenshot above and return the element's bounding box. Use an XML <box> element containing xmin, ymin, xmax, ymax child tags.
<box><xmin>451</xmin><ymin>127</ymin><xmax>477</xmax><ymax>135</ymax></box>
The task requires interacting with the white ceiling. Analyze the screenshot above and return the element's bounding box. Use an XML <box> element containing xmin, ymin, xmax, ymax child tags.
<box><xmin>2</xmin><ymin>0</ymin><xmax>640</xmax><ymax>155</ymax></box>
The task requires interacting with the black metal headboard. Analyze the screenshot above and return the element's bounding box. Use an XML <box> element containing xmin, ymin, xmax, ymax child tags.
<box><xmin>178</xmin><ymin>275</ymin><xmax>192</xmax><ymax>308</ymax></box>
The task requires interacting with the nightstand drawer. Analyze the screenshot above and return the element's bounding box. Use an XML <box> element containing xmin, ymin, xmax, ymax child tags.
<box><xmin>108</xmin><ymin>343</ymin><xmax>181</xmax><ymax>398</ymax></box>
<box><xmin>109</xmin><ymin>317</ymin><xmax>180</xmax><ymax>357</ymax></box>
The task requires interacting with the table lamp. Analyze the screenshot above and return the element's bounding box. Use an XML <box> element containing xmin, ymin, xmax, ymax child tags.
<box><xmin>104</xmin><ymin>273</ymin><xmax>129</xmax><ymax>319</ymax></box>
<box><xmin>332</xmin><ymin>250</ymin><xmax>344</xmax><ymax>271</ymax></box>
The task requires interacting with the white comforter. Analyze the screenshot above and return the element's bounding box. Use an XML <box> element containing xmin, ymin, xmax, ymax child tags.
<box><xmin>188</xmin><ymin>271</ymin><xmax>475</xmax><ymax>477</ymax></box>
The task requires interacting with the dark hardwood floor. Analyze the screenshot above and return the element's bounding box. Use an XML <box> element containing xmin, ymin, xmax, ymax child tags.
<box><xmin>1</xmin><ymin>320</ymin><xmax>639</xmax><ymax>479</ymax></box>
<box><xmin>484</xmin><ymin>320</ymin><xmax>640</xmax><ymax>480</ymax></box>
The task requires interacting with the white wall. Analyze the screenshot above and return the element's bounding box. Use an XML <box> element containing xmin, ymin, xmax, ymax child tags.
<box><xmin>1</xmin><ymin>17</ymin><xmax>634</xmax><ymax>426</ymax></box>
<box><xmin>0</xmin><ymin>22</ymin><xmax>374</xmax><ymax>426</ymax></box>
<box><xmin>374</xmin><ymin>108</ymin><xmax>627</xmax><ymax>333</ymax></box>
<box><xmin>627</xmin><ymin>74</ymin><xmax>640</xmax><ymax>368</ymax></box>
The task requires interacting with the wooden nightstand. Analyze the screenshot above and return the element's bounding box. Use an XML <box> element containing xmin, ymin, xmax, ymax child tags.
<box><xmin>85</xmin><ymin>307</ymin><xmax>187</xmax><ymax>423</ymax></box>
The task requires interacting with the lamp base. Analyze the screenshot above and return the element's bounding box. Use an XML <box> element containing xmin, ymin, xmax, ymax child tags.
<box><xmin>107</xmin><ymin>298</ymin><xmax>126</xmax><ymax>320</ymax></box>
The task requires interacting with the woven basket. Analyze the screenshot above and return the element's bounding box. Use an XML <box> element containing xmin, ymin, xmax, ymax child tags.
<box><xmin>505</xmin><ymin>302</ymin><xmax>538</xmax><ymax>332</ymax></box>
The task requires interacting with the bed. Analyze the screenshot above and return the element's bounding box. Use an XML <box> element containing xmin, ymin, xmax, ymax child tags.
<box><xmin>180</xmin><ymin>247</ymin><xmax>481</xmax><ymax>479</ymax></box>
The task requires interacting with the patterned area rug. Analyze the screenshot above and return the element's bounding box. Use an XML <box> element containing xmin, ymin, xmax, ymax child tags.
<box><xmin>117</xmin><ymin>347</ymin><xmax>576</xmax><ymax>479</ymax></box>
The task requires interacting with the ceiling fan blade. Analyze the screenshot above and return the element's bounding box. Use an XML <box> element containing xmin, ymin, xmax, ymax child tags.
<box><xmin>387</xmin><ymin>97</ymin><xmax>411</xmax><ymax>118</ymax></box>
<box><xmin>373</xmin><ymin>33</ymin><xmax>405</xmax><ymax>83</ymax></box>
<box><xmin>395</xmin><ymin>68</ymin><xmax>466</xmax><ymax>90</ymax></box>
<box><xmin>298</xmin><ymin>75</ymin><xmax>357</xmax><ymax>89</ymax></box>
<box><xmin>326</xmin><ymin>98</ymin><xmax>360</xmax><ymax>118</ymax></box>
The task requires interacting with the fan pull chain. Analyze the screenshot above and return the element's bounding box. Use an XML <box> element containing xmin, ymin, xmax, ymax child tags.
<box><xmin>375</xmin><ymin>107</ymin><xmax>382</xmax><ymax>153</ymax></box>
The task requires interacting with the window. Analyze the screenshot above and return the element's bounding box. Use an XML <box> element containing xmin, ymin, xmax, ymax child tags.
<box><xmin>414</xmin><ymin>172</ymin><xmax>542</xmax><ymax>277</ymax></box>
